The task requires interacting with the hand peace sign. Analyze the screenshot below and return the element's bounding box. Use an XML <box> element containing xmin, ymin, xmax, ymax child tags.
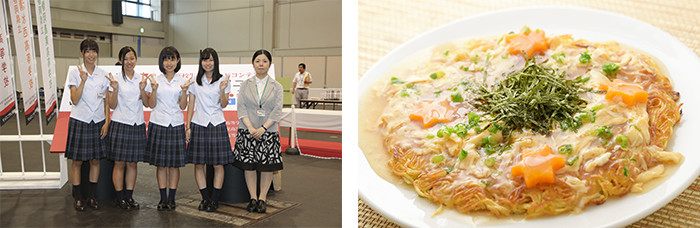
<box><xmin>105</xmin><ymin>73</ymin><xmax>118</xmax><ymax>90</ymax></box>
<box><xmin>181</xmin><ymin>78</ymin><xmax>195</xmax><ymax>91</ymax></box>
<box><xmin>139</xmin><ymin>74</ymin><xmax>148</xmax><ymax>90</ymax></box>
<box><xmin>149</xmin><ymin>75</ymin><xmax>159</xmax><ymax>90</ymax></box>
<box><xmin>77</xmin><ymin>65</ymin><xmax>88</xmax><ymax>81</ymax></box>
<box><xmin>219</xmin><ymin>75</ymin><xmax>230</xmax><ymax>91</ymax></box>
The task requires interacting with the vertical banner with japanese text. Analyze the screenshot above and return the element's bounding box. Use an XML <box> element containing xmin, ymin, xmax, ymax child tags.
<box><xmin>9</xmin><ymin>0</ymin><xmax>39</xmax><ymax>125</ymax></box>
<box><xmin>34</xmin><ymin>0</ymin><xmax>57</xmax><ymax>124</ymax></box>
<box><xmin>0</xmin><ymin>0</ymin><xmax>15</xmax><ymax>126</ymax></box>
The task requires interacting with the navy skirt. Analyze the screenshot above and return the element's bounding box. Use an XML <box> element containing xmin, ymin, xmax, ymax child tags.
<box><xmin>146</xmin><ymin>123</ymin><xmax>187</xmax><ymax>167</ymax></box>
<box><xmin>232</xmin><ymin>129</ymin><xmax>283</xmax><ymax>172</ymax></box>
<box><xmin>187</xmin><ymin>122</ymin><xmax>234</xmax><ymax>165</ymax></box>
<box><xmin>65</xmin><ymin>118</ymin><xmax>107</xmax><ymax>161</ymax></box>
<box><xmin>107</xmin><ymin>121</ymin><xmax>147</xmax><ymax>162</ymax></box>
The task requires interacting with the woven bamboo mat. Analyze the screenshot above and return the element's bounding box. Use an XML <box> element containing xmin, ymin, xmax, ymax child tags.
<box><xmin>358</xmin><ymin>0</ymin><xmax>700</xmax><ymax>227</ymax></box>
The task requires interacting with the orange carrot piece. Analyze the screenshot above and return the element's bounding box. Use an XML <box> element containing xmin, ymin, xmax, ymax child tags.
<box><xmin>409</xmin><ymin>99</ymin><xmax>456</xmax><ymax>128</ymax></box>
<box><xmin>599</xmin><ymin>79</ymin><xmax>648</xmax><ymax>106</ymax></box>
<box><xmin>511</xmin><ymin>145</ymin><xmax>566</xmax><ymax>188</ymax></box>
<box><xmin>505</xmin><ymin>27</ymin><xmax>548</xmax><ymax>58</ymax></box>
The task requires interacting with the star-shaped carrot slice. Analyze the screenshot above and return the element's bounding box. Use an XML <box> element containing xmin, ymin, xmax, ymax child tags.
<box><xmin>409</xmin><ymin>98</ymin><xmax>456</xmax><ymax>128</ymax></box>
<box><xmin>511</xmin><ymin>145</ymin><xmax>566</xmax><ymax>188</ymax></box>
<box><xmin>599</xmin><ymin>79</ymin><xmax>648</xmax><ymax>106</ymax></box>
<box><xmin>505</xmin><ymin>26</ymin><xmax>549</xmax><ymax>58</ymax></box>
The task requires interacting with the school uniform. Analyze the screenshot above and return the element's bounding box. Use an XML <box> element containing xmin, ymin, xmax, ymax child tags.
<box><xmin>107</xmin><ymin>72</ymin><xmax>147</xmax><ymax>162</ymax></box>
<box><xmin>145</xmin><ymin>73</ymin><xmax>188</xmax><ymax>167</ymax></box>
<box><xmin>65</xmin><ymin>64</ymin><xmax>110</xmax><ymax>161</ymax></box>
<box><xmin>186</xmin><ymin>76</ymin><xmax>234</xmax><ymax>165</ymax></box>
<box><xmin>232</xmin><ymin>75</ymin><xmax>284</xmax><ymax>172</ymax></box>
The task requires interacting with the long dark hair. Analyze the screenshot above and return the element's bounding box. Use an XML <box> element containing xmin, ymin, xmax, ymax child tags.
<box><xmin>196</xmin><ymin>48</ymin><xmax>222</xmax><ymax>86</ymax></box>
<box><xmin>251</xmin><ymin>49</ymin><xmax>272</xmax><ymax>64</ymax></box>
<box><xmin>118</xmin><ymin>46</ymin><xmax>137</xmax><ymax>80</ymax></box>
<box><xmin>158</xmin><ymin>46</ymin><xmax>181</xmax><ymax>74</ymax></box>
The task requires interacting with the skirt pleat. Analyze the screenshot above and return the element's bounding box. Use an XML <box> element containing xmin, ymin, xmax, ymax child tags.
<box><xmin>65</xmin><ymin>118</ymin><xmax>107</xmax><ymax>161</ymax></box>
<box><xmin>146</xmin><ymin>123</ymin><xmax>187</xmax><ymax>167</ymax></box>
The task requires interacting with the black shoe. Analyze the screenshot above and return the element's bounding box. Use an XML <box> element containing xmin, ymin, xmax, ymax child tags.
<box><xmin>205</xmin><ymin>201</ymin><xmax>218</xmax><ymax>212</ymax></box>
<box><xmin>166</xmin><ymin>200</ymin><xmax>176</xmax><ymax>210</ymax></box>
<box><xmin>116</xmin><ymin>199</ymin><xmax>131</xmax><ymax>210</ymax></box>
<box><xmin>246</xmin><ymin>199</ymin><xmax>257</xmax><ymax>212</ymax></box>
<box><xmin>255</xmin><ymin>200</ymin><xmax>266</xmax><ymax>213</ymax></box>
<box><xmin>127</xmin><ymin>198</ymin><xmax>140</xmax><ymax>209</ymax></box>
<box><xmin>87</xmin><ymin>198</ymin><xmax>99</xmax><ymax>210</ymax></box>
<box><xmin>198</xmin><ymin>200</ymin><xmax>209</xmax><ymax>211</ymax></box>
<box><xmin>157</xmin><ymin>200</ymin><xmax>167</xmax><ymax>211</ymax></box>
<box><xmin>74</xmin><ymin>200</ymin><xmax>86</xmax><ymax>211</ymax></box>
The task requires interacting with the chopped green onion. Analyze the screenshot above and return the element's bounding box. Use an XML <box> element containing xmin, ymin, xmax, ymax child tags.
<box><xmin>523</xmin><ymin>27</ymin><xmax>530</xmax><ymax>34</ymax></box>
<box><xmin>432</xmin><ymin>155</ymin><xmax>444</xmax><ymax>163</ymax></box>
<box><xmin>552</xmin><ymin>53</ymin><xmax>566</xmax><ymax>63</ymax></box>
<box><xmin>631</xmin><ymin>124</ymin><xmax>642</xmax><ymax>132</ymax></box>
<box><xmin>433</xmin><ymin>90</ymin><xmax>442</xmax><ymax>97</ymax></box>
<box><xmin>426</xmin><ymin>134</ymin><xmax>435</xmax><ymax>139</ymax></box>
<box><xmin>603</xmin><ymin>63</ymin><xmax>620</xmax><ymax>76</ymax></box>
<box><xmin>445</xmin><ymin>166</ymin><xmax>455</xmax><ymax>174</ymax></box>
<box><xmin>481</xmin><ymin>180</ymin><xmax>493</xmax><ymax>186</ymax></box>
<box><xmin>623</xmin><ymin>166</ymin><xmax>628</xmax><ymax>177</ymax></box>
<box><xmin>615</xmin><ymin>135</ymin><xmax>629</xmax><ymax>148</ymax></box>
<box><xmin>444</xmin><ymin>50</ymin><xmax>449</xmax><ymax>56</ymax></box>
<box><xmin>459</xmin><ymin>66</ymin><xmax>469</xmax><ymax>72</ymax></box>
<box><xmin>567</xmin><ymin>156</ymin><xmax>579</xmax><ymax>166</ymax></box>
<box><xmin>390</xmin><ymin>77</ymin><xmax>404</xmax><ymax>84</ymax></box>
<box><xmin>630</xmin><ymin>158</ymin><xmax>637</xmax><ymax>162</ymax></box>
<box><xmin>482</xmin><ymin>135</ymin><xmax>497</xmax><ymax>146</ymax></box>
<box><xmin>451</xmin><ymin>92</ymin><xmax>464</xmax><ymax>102</ymax></box>
<box><xmin>579</xmin><ymin>50</ymin><xmax>591</xmax><ymax>64</ymax></box>
<box><xmin>436</xmin><ymin>125</ymin><xmax>451</xmax><ymax>138</ymax></box>
<box><xmin>459</xmin><ymin>149</ymin><xmax>468</xmax><ymax>161</ymax></box>
<box><xmin>596</xmin><ymin>126</ymin><xmax>613</xmax><ymax>139</ymax></box>
<box><xmin>591</xmin><ymin>104</ymin><xmax>603</xmax><ymax>111</ymax></box>
<box><xmin>453</xmin><ymin>123</ymin><xmax>468</xmax><ymax>138</ymax></box>
<box><xmin>558</xmin><ymin>144</ymin><xmax>573</xmax><ymax>155</ymax></box>
<box><xmin>484</xmin><ymin>157</ymin><xmax>496</xmax><ymax>167</ymax></box>
<box><xmin>429</xmin><ymin>71</ymin><xmax>446</xmax><ymax>80</ymax></box>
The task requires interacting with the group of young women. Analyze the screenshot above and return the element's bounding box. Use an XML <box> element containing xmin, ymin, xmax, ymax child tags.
<box><xmin>64</xmin><ymin>39</ymin><xmax>283</xmax><ymax>214</ymax></box>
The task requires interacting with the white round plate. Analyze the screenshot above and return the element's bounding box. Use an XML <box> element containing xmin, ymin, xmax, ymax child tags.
<box><xmin>358</xmin><ymin>6</ymin><xmax>700</xmax><ymax>228</ymax></box>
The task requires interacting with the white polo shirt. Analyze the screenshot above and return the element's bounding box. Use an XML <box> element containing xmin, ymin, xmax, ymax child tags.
<box><xmin>67</xmin><ymin>64</ymin><xmax>110</xmax><ymax>123</ymax></box>
<box><xmin>146</xmin><ymin>73</ymin><xmax>187</xmax><ymax>127</ymax></box>
<box><xmin>292</xmin><ymin>71</ymin><xmax>311</xmax><ymax>89</ymax></box>
<box><xmin>187</xmin><ymin>75</ymin><xmax>230</xmax><ymax>126</ymax></box>
<box><xmin>109</xmin><ymin>71</ymin><xmax>146</xmax><ymax>125</ymax></box>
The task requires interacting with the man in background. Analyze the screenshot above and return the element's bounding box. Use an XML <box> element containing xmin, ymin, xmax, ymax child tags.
<box><xmin>291</xmin><ymin>63</ymin><xmax>312</xmax><ymax>108</ymax></box>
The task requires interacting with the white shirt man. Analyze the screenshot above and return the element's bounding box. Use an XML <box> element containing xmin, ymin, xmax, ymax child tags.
<box><xmin>291</xmin><ymin>63</ymin><xmax>312</xmax><ymax>108</ymax></box>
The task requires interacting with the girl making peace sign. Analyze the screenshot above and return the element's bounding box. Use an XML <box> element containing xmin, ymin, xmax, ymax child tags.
<box><xmin>145</xmin><ymin>46</ymin><xmax>193</xmax><ymax>211</ymax></box>
<box><xmin>65</xmin><ymin>39</ymin><xmax>110</xmax><ymax>211</ymax></box>
<box><xmin>104</xmin><ymin>46</ymin><xmax>149</xmax><ymax>210</ymax></box>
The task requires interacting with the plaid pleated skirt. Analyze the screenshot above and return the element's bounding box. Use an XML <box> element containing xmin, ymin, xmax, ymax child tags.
<box><xmin>107</xmin><ymin>121</ymin><xmax>147</xmax><ymax>162</ymax></box>
<box><xmin>146</xmin><ymin>123</ymin><xmax>187</xmax><ymax>167</ymax></box>
<box><xmin>232</xmin><ymin>129</ymin><xmax>283</xmax><ymax>172</ymax></box>
<box><xmin>187</xmin><ymin>122</ymin><xmax>234</xmax><ymax>165</ymax></box>
<box><xmin>65</xmin><ymin>118</ymin><xmax>107</xmax><ymax>161</ymax></box>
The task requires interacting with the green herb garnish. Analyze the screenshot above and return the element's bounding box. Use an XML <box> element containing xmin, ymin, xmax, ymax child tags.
<box><xmin>472</xmin><ymin>57</ymin><xmax>591</xmax><ymax>137</ymax></box>
<box><xmin>603</xmin><ymin>63</ymin><xmax>619</xmax><ymax>76</ymax></box>
<box><xmin>552</xmin><ymin>53</ymin><xmax>566</xmax><ymax>63</ymax></box>
<box><xmin>558</xmin><ymin>144</ymin><xmax>572</xmax><ymax>154</ymax></box>
<box><xmin>481</xmin><ymin>180</ymin><xmax>493</xmax><ymax>186</ymax></box>
<box><xmin>432</xmin><ymin>155</ymin><xmax>444</xmax><ymax>163</ymax></box>
<box><xmin>567</xmin><ymin>156</ymin><xmax>579</xmax><ymax>166</ymax></box>
<box><xmin>429</xmin><ymin>71</ymin><xmax>446</xmax><ymax>80</ymax></box>
<box><xmin>623</xmin><ymin>166</ymin><xmax>629</xmax><ymax>177</ymax></box>
<box><xmin>426</xmin><ymin>134</ymin><xmax>435</xmax><ymax>139</ymax></box>
<box><xmin>615</xmin><ymin>135</ymin><xmax>629</xmax><ymax>148</ymax></box>
<box><xmin>459</xmin><ymin>149</ymin><xmax>468</xmax><ymax>161</ymax></box>
<box><xmin>484</xmin><ymin>157</ymin><xmax>496</xmax><ymax>167</ymax></box>
<box><xmin>444</xmin><ymin>50</ymin><xmax>449</xmax><ymax>56</ymax></box>
<box><xmin>391</xmin><ymin>77</ymin><xmax>404</xmax><ymax>84</ymax></box>
<box><xmin>579</xmin><ymin>50</ymin><xmax>591</xmax><ymax>64</ymax></box>
<box><xmin>446</xmin><ymin>166</ymin><xmax>455</xmax><ymax>174</ymax></box>
<box><xmin>451</xmin><ymin>92</ymin><xmax>464</xmax><ymax>102</ymax></box>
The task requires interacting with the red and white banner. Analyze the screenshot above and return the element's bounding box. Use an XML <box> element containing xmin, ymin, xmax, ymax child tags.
<box><xmin>51</xmin><ymin>64</ymin><xmax>275</xmax><ymax>152</ymax></box>
<box><xmin>0</xmin><ymin>0</ymin><xmax>16</xmax><ymax>126</ymax></box>
<box><xmin>34</xmin><ymin>0</ymin><xmax>57</xmax><ymax>124</ymax></box>
<box><xmin>9</xmin><ymin>0</ymin><xmax>39</xmax><ymax>125</ymax></box>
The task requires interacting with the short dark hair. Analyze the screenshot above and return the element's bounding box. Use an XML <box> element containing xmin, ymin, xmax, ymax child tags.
<box><xmin>196</xmin><ymin>48</ymin><xmax>222</xmax><ymax>86</ymax></box>
<box><xmin>158</xmin><ymin>46</ymin><xmax>181</xmax><ymax>74</ymax></box>
<box><xmin>118</xmin><ymin>46</ymin><xmax>137</xmax><ymax>80</ymax></box>
<box><xmin>80</xmin><ymin>39</ymin><xmax>99</xmax><ymax>53</ymax></box>
<box><xmin>251</xmin><ymin>49</ymin><xmax>272</xmax><ymax>64</ymax></box>
<box><xmin>298</xmin><ymin>63</ymin><xmax>306</xmax><ymax>69</ymax></box>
